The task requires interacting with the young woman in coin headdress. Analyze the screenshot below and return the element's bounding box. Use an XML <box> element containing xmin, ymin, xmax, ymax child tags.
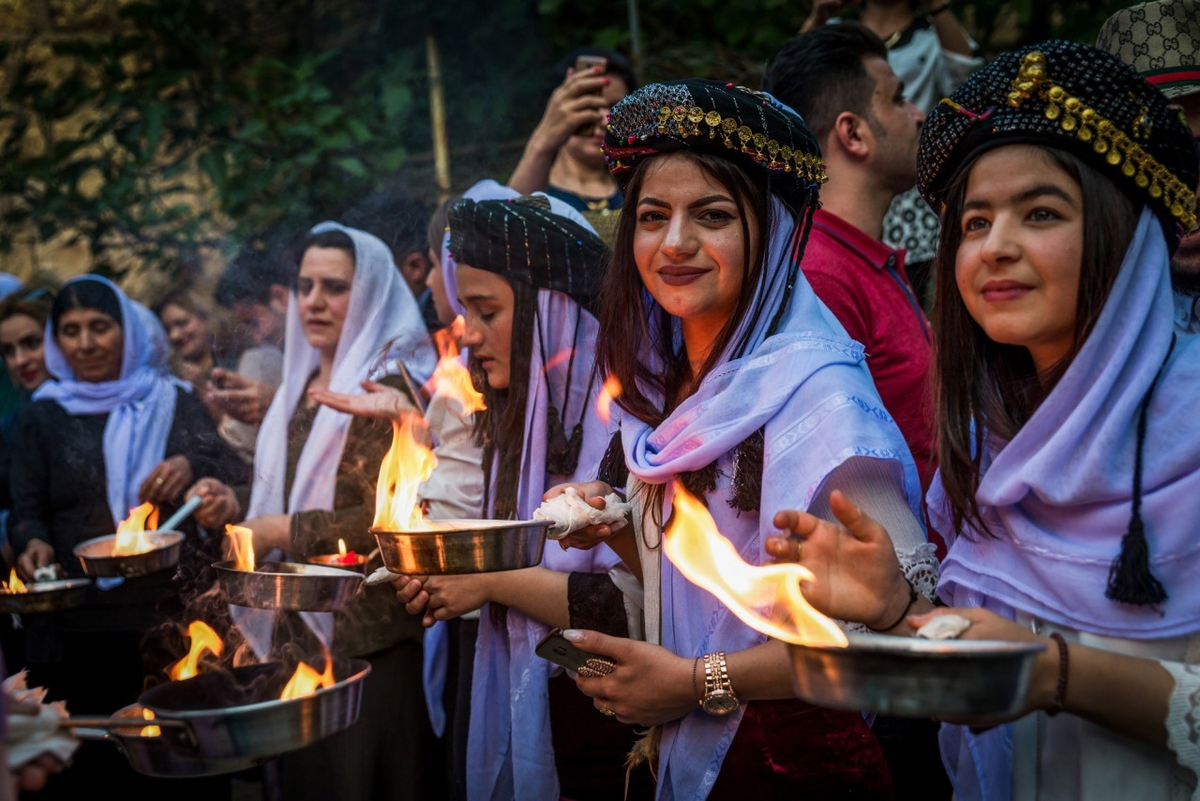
<box><xmin>550</xmin><ymin>79</ymin><xmax>934</xmax><ymax>797</ymax></box>
<box><xmin>393</xmin><ymin>194</ymin><xmax>650</xmax><ymax>800</ymax></box>
<box><xmin>768</xmin><ymin>40</ymin><xmax>1200</xmax><ymax>800</ymax></box>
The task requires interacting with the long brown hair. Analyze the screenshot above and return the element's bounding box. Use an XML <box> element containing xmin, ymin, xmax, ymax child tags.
<box><xmin>473</xmin><ymin>278</ymin><xmax>536</xmax><ymax>520</ymax></box>
<box><xmin>596</xmin><ymin>151</ymin><xmax>771</xmax><ymax>428</ymax></box>
<box><xmin>934</xmin><ymin>145</ymin><xmax>1137</xmax><ymax>538</ymax></box>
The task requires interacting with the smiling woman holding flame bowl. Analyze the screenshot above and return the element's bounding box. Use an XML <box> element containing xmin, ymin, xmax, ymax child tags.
<box><xmin>545</xmin><ymin>79</ymin><xmax>937</xmax><ymax>797</ymax></box>
<box><xmin>7</xmin><ymin>275</ymin><xmax>246</xmax><ymax>796</ymax></box>
<box><xmin>766</xmin><ymin>41</ymin><xmax>1200</xmax><ymax>800</ymax></box>
<box><xmin>187</xmin><ymin>222</ymin><xmax>444</xmax><ymax>800</ymax></box>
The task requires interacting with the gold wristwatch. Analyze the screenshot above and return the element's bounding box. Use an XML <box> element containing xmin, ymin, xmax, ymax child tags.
<box><xmin>700</xmin><ymin>651</ymin><xmax>739</xmax><ymax>716</ymax></box>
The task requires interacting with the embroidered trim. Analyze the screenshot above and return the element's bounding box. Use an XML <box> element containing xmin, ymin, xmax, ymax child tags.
<box><xmin>997</xmin><ymin>50</ymin><xmax>1197</xmax><ymax>231</ymax></box>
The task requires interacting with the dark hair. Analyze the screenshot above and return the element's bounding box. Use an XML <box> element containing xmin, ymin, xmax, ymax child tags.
<box><xmin>934</xmin><ymin>145</ymin><xmax>1138</xmax><ymax>538</ymax></box>
<box><xmin>341</xmin><ymin>188</ymin><xmax>432</xmax><ymax>271</ymax></box>
<box><xmin>294</xmin><ymin>230</ymin><xmax>357</xmax><ymax>284</ymax></box>
<box><xmin>544</xmin><ymin>46</ymin><xmax>638</xmax><ymax>104</ymax></box>
<box><xmin>0</xmin><ymin>284</ymin><xmax>56</xmax><ymax>329</ymax></box>
<box><xmin>762</xmin><ymin>22</ymin><xmax>888</xmax><ymax>143</ymax></box>
<box><xmin>597</xmin><ymin>150</ymin><xmax>771</xmax><ymax>427</ymax></box>
<box><xmin>473</xmin><ymin>279</ymin><xmax>536</xmax><ymax>521</ymax></box>
<box><xmin>51</xmin><ymin>280</ymin><xmax>122</xmax><ymax>336</ymax></box>
<box><xmin>215</xmin><ymin>246</ymin><xmax>290</xmax><ymax>308</ymax></box>
<box><xmin>426</xmin><ymin>195</ymin><xmax>457</xmax><ymax>260</ymax></box>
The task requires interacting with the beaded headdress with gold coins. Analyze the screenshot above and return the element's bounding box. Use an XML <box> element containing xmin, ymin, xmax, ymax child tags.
<box><xmin>918</xmin><ymin>39</ymin><xmax>1199</xmax><ymax>249</ymax></box>
<box><xmin>603</xmin><ymin>78</ymin><xmax>826</xmax><ymax>216</ymax></box>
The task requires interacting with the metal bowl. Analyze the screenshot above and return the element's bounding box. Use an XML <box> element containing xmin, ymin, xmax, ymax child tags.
<box><xmin>138</xmin><ymin>658</ymin><xmax>370</xmax><ymax>763</ymax></box>
<box><xmin>789</xmin><ymin>633</ymin><xmax>1045</xmax><ymax>718</ymax></box>
<box><xmin>73</xmin><ymin>531</ymin><xmax>185</xmax><ymax>578</ymax></box>
<box><xmin>214</xmin><ymin>560</ymin><xmax>362</xmax><ymax>612</ymax></box>
<box><xmin>0</xmin><ymin>578</ymin><xmax>93</xmax><ymax>614</ymax></box>
<box><xmin>73</xmin><ymin>705</ymin><xmax>264</xmax><ymax>779</ymax></box>
<box><xmin>372</xmin><ymin>518</ymin><xmax>551</xmax><ymax>575</ymax></box>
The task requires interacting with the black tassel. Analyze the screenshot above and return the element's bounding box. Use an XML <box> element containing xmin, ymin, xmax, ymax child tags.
<box><xmin>546</xmin><ymin>405</ymin><xmax>583</xmax><ymax>476</ymax></box>
<box><xmin>1105</xmin><ymin>333</ymin><xmax>1175</xmax><ymax>607</ymax></box>
<box><xmin>729</xmin><ymin>428</ymin><xmax>765</xmax><ymax>513</ymax></box>
<box><xmin>598</xmin><ymin>432</ymin><xmax>629</xmax><ymax>489</ymax></box>
<box><xmin>1106</xmin><ymin>515</ymin><xmax>1167</xmax><ymax>606</ymax></box>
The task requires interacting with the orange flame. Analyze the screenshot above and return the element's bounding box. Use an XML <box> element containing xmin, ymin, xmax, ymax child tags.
<box><xmin>226</xmin><ymin>524</ymin><xmax>255</xmax><ymax>572</ymax></box>
<box><xmin>597</xmin><ymin>375</ymin><xmax>622</xmax><ymax>425</ymax></box>
<box><xmin>425</xmin><ymin>316</ymin><xmax>486</xmax><ymax>416</ymax></box>
<box><xmin>111</xmin><ymin>502</ymin><xmax>160</xmax><ymax>557</ymax></box>
<box><xmin>279</xmin><ymin>654</ymin><xmax>336</xmax><ymax>701</ymax></box>
<box><xmin>663</xmin><ymin>483</ymin><xmax>848</xmax><ymax>648</ymax></box>
<box><xmin>168</xmin><ymin>620</ymin><xmax>224</xmax><ymax>681</ymax></box>
<box><xmin>373</xmin><ymin>416</ymin><xmax>438</xmax><ymax>531</ymax></box>
<box><xmin>140</xmin><ymin>708</ymin><xmax>161</xmax><ymax>738</ymax></box>
<box><xmin>3</xmin><ymin>569</ymin><xmax>27</xmax><ymax>594</ymax></box>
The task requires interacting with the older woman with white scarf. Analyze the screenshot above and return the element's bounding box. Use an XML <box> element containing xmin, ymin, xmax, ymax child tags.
<box><xmin>9</xmin><ymin>274</ymin><xmax>245</xmax><ymax>797</ymax></box>
<box><xmin>190</xmin><ymin>221</ymin><xmax>441</xmax><ymax>800</ymax></box>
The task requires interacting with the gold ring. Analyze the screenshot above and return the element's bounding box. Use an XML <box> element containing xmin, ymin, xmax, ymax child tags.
<box><xmin>598</xmin><ymin>702</ymin><xmax>615</xmax><ymax>717</ymax></box>
<box><xmin>576</xmin><ymin>657</ymin><xmax>617</xmax><ymax>679</ymax></box>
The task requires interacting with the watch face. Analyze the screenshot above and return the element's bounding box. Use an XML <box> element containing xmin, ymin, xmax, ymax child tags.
<box><xmin>702</xmin><ymin>690</ymin><xmax>739</xmax><ymax>716</ymax></box>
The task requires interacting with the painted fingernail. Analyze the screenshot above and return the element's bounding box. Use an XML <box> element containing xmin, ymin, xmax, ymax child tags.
<box><xmin>562</xmin><ymin>629</ymin><xmax>584</xmax><ymax>642</ymax></box>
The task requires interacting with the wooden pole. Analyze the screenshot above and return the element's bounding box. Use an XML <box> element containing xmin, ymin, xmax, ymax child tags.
<box><xmin>426</xmin><ymin>32</ymin><xmax>452</xmax><ymax>202</ymax></box>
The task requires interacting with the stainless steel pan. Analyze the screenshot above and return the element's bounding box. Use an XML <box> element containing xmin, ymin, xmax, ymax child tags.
<box><xmin>0</xmin><ymin>578</ymin><xmax>92</xmax><ymax>614</ymax></box>
<box><xmin>372</xmin><ymin>518</ymin><xmax>550</xmax><ymax>575</ymax></box>
<box><xmin>213</xmin><ymin>560</ymin><xmax>362</xmax><ymax>612</ymax></box>
<box><xmin>73</xmin><ymin>531</ymin><xmax>184</xmax><ymax>578</ymax></box>
<box><xmin>789</xmin><ymin>634</ymin><xmax>1044</xmax><ymax>718</ymax></box>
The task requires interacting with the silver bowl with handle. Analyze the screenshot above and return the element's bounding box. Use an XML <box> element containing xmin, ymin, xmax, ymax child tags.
<box><xmin>789</xmin><ymin>633</ymin><xmax>1045</xmax><ymax>718</ymax></box>
<box><xmin>0</xmin><ymin>578</ymin><xmax>93</xmax><ymax>614</ymax></box>
<box><xmin>73</xmin><ymin>531</ymin><xmax>185</xmax><ymax>578</ymax></box>
<box><xmin>371</xmin><ymin>518</ymin><xmax>551</xmax><ymax>576</ymax></box>
<box><xmin>213</xmin><ymin>560</ymin><xmax>362</xmax><ymax>612</ymax></box>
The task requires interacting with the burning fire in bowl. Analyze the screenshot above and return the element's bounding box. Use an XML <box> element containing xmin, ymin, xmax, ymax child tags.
<box><xmin>0</xmin><ymin>568</ymin><xmax>92</xmax><ymax>614</ymax></box>
<box><xmin>72</xmin><ymin>502</ymin><xmax>185</xmax><ymax>578</ymax></box>
<box><xmin>663</xmin><ymin>483</ymin><xmax>1043</xmax><ymax>719</ymax></box>
<box><xmin>213</xmin><ymin>525</ymin><xmax>363</xmax><ymax>612</ymax></box>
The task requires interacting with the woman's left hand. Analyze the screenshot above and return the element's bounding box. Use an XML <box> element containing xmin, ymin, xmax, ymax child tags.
<box><xmin>419</xmin><ymin>574</ymin><xmax>495</xmax><ymax>626</ymax></box>
<box><xmin>563</xmin><ymin>629</ymin><xmax>697</xmax><ymax>725</ymax></box>
<box><xmin>907</xmin><ymin>607</ymin><xmax>1058</xmax><ymax>728</ymax></box>
<box><xmin>139</xmin><ymin>455</ymin><xmax>194</xmax><ymax>504</ymax></box>
<box><xmin>239</xmin><ymin>514</ymin><xmax>292</xmax><ymax>555</ymax></box>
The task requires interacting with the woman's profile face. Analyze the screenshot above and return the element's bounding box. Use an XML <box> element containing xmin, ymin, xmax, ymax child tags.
<box><xmin>56</xmin><ymin>307</ymin><xmax>124</xmax><ymax>383</ymax></box>
<box><xmin>954</xmin><ymin>145</ymin><xmax>1084</xmax><ymax>373</ymax></box>
<box><xmin>159</xmin><ymin>302</ymin><xmax>210</xmax><ymax>362</ymax></box>
<box><xmin>456</xmin><ymin>263</ymin><xmax>514</xmax><ymax>390</ymax></box>
<box><xmin>296</xmin><ymin>245</ymin><xmax>355</xmax><ymax>356</ymax></box>
<box><xmin>632</xmin><ymin>153</ymin><xmax>755</xmax><ymax>354</ymax></box>
<box><xmin>0</xmin><ymin>313</ymin><xmax>51</xmax><ymax>392</ymax></box>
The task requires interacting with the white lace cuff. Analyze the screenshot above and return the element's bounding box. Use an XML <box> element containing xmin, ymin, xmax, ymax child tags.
<box><xmin>1158</xmin><ymin>659</ymin><xmax>1200</xmax><ymax>798</ymax></box>
<box><xmin>842</xmin><ymin>542</ymin><xmax>941</xmax><ymax>635</ymax></box>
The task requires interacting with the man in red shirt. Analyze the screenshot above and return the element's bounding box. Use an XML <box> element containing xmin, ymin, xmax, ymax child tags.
<box><xmin>764</xmin><ymin>22</ymin><xmax>936</xmax><ymax>493</ymax></box>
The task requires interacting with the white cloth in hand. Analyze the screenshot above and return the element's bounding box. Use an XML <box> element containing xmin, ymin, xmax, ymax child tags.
<box><xmin>365</xmin><ymin>566</ymin><xmax>399</xmax><ymax>587</ymax></box>
<box><xmin>4</xmin><ymin>670</ymin><xmax>78</xmax><ymax>768</ymax></box>
<box><xmin>534</xmin><ymin>487</ymin><xmax>631</xmax><ymax>540</ymax></box>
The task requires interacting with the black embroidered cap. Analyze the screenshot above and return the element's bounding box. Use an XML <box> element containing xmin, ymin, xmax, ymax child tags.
<box><xmin>918</xmin><ymin>39</ymin><xmax>1199</xmax><ymax>248</ymax></box>
<box><xmin>603</xmin><ymin>78</ymin><xmax>826</xmax><ymax>215</ymax></box>
<box><xmin>447</xmin><ymin>195</ymin><xmax>609</xmax><ymax>311</ymax></box>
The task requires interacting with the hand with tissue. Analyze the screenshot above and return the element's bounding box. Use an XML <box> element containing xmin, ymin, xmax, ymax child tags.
<box><xmin>536</xmin><ymin>484</ymin><xmax>631</xmax><ymax>543</ymax></box>
<box><xmin>4</xmin><ymin>671</ymin><xmax>74</xmax><ymax>786</ymax></box>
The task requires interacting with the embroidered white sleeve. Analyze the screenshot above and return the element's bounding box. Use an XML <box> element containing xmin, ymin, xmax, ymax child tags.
<box><xmin>841</xmin><ymin>542</ymin><xmax>940</xmax><ymax>635</ymax></box>
<box><xmin>1158</xmin><ymin>660</ymin><xmax>1200</xmax><ymax>799</ymax></box>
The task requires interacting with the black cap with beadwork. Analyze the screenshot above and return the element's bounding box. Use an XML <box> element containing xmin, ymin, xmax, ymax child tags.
<box><xmin>918</xmin><ymin>39</ymin><xmax>1199</xmax><ymax>249</ymax></box>
<box><xmin>447</xmin><ymin>195</ymin><xmax>609</xmax><ymax>312</ymax></box>
<box><xmin>603</xmin><ymin>78</ymin><xmax>827</xmax><ymax>216</ymax></box>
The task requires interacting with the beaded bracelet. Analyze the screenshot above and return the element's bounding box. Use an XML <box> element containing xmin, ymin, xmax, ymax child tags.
<box><xmin>1046</xmin><ymin>632</ymin><xmax>1069</xmax><ymax>716</ymax></box>
<box><xmin>868</xmin><ymin>575</ymin><xmax>917</xmax><ymax>632</ymax></box>
<box><xmin>692</xmin><ymin>655</ymin><xmax>702</xmax><ymax>702</ymax></box>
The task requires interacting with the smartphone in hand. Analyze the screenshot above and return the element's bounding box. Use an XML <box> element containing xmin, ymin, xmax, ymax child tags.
<box><xmin>572</xmin><ymin>55</ymin><xmax>607</xmax><ymax>136</ymax></box>
<box><xmin>536</xmin><ymin>627</ymin><xmax>605</xmax><ymax>672</ymax></box>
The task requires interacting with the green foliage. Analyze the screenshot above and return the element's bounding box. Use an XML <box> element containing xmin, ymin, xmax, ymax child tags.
<box><xmin>0</xmin><ymin>0</ymin><xmax>1145</xmax><ymax>278</ymax></box>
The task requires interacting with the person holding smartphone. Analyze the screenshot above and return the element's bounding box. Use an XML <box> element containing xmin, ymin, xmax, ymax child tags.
<box><xmin>508</xmin><ymin>48</ymin><xmax>636</xmax><ymax>230</ymax></box>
